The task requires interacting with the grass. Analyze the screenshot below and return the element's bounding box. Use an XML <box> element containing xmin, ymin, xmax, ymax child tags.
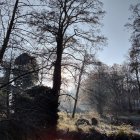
<box><xmin>57</xmin><ymin>111</ymin><xmax>137</xmax><ymax>136</ymax></box>
<box><xmin>0</xmin><ymin>111</ymin><xmax>139</xmax><ymax>140</ymax></box>
<box><xmin>57</xmin><ymin>111</ymin><xmax>99</xmax><ymax>132</ymax></box>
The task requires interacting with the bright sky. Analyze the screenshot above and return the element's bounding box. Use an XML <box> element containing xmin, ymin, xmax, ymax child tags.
<box><xmin>98</xmin><ymin>0</ymin><xmax>139</xmax><ymax>66</ymax></box>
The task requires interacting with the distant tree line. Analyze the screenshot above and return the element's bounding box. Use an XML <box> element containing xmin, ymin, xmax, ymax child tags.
<box><xmin>81</xmin><ymin>3</ymin><xmax>140</xmax><ymax>116</ymax></box>
<box><xmin>82</xmin><ymin>63</ymin><xmax>140</xmax><ymax>115</ymax></box>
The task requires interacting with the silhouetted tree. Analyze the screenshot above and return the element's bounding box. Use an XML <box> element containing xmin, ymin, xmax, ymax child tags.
<box><xmin>0</xmin><ymin>0</ymin><xmax>19</xmax><ymax>63</ymax></box>
<box><xmin>13</xmin><ymin>53</ymin><xmax>39</xmax><ymax>90</ymax></box>
<box><xmin>13</xmin><ymin>86</ymin><xmax>59</xmax><ymax>133</ymax></box>
<box><xmin>28</xmin><ymin>0</ymin><xmax>105</xmax><ymax>130</ymax></box>
<box><xmin>72</xmin><ymin>50</ymin><xmax>99</xmax><ymax>118</ymax></box>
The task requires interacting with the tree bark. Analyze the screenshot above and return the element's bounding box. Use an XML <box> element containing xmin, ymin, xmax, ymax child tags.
<box><xmin>51</xmin><ymin>33</ymin><xmax>63</xmax><ymax>139</ymax></box>
<box><xmin>52</xmin><ymin>38</ymin><xmax>63</xmax><ymax>95</ymax></box>
<box><xmin>72</xmin><ymin>53</ymin><xmax>86</xmax><ymax>118</ymax></box>
<box><xmin>0</xmin><ymin>0</ymin><xmax>19</xmax><ymax>63</ymax></box>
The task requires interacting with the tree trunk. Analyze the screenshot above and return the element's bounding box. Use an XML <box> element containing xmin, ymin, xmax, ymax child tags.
<box><xmin>2</xmin><ymin>62</ymin><xmax>12</xmax><ymax>119</ymax></box>
<box><xmin>52</xmin><ymin>34</ymin><xmax>63</xmax><ymax>138</ymax></box>
<box><xmin>72</xmin><ymin>53</ymin><xmax>86</xmax><ymax>118</ymax></box>
<box><xmin>128</xmin><ymin>97</ymin><xmax>133</xmax><ymax>113</ymax></box>
<box><xmin>135</xmin><ymin>68</ymin><xmax>140</xmax><ymax>94</ymax></box>
<box><xmin>0</xmin><ymin>0</ymin><xmax>19</xmax><ymax>63</ymax></box>
<box><xmin>52</xmin><ymin>39</ymin><xmax>63</xmax><ymax>95</ymax></box>
<box><xmin>6</xmin><ymin>73</ymin><xmax>10</xmax><ymax>119</ymax></box>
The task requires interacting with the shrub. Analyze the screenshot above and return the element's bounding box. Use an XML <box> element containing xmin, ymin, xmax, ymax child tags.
<box><xmin>13</xmin><ymin>86</ymin><xmax>59</xmax><ymax>129</ymax></box>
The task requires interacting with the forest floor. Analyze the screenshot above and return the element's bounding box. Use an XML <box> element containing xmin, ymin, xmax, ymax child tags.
<box><xmin>51</xmin><ymin>111</ymin><xmax>140</xmax><ymax>140</ymax></box>
<box><xmin>1</xmin><ymin>111</ymin><xmax>140</xmax><ymax>140</ymax></box>
<box><xmin>58</xmin><ymin>112</ymin><xmax>139</xmax><ymax>134</ymax></box>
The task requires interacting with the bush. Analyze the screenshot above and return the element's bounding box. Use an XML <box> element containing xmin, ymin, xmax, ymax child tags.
<box><xmin>0</xmin><ymin>119</ymin><xmax>27</xmax><ymax>140</ymax></box>
<box><xmin>13</xmin><ymin>86</ymin><xmax>59</xmax><ymax>129</ymax></box>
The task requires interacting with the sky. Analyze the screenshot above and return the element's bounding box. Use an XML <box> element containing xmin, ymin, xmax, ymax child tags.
<box><xmin>97</xmin><ymin>0</ymin><xmax>139</xmax><ymax>66</ymax></box>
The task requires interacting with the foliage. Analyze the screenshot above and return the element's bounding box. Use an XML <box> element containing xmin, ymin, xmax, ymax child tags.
<box><xmin>13</xmin><ymin>53</ymin><xmax>39</xmax><ymax>90</ymax></box>
<box><xmin>13</xmin><ymin>86</ymin><xmax>59</xmax><ymax>129</ymax></box>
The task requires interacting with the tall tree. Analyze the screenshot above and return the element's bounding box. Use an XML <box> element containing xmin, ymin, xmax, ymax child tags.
<box><xmin>127</xmin><ymin>3</ymin><xmax>140</xmax><ymax>94</ymax></box>
<box><xmin>0</xmin><ymin>0</ymin><xmax>19</xmax><ymax>63</ymax></box>
<box><xmin>28</xmin><ymin>0</ymin><xmax>105</xmax><ymax>135</ymax></box>
<box><xmin>72</xmin><ymin>51</ymin><xmax>87</xmax><ymax>118</ymax></box>
<box><xmin>29</xmin><ymin>0</ymin><xmax>105</xmax><ymax>99</ymax></box>
<box><xmin>0</xmin><ymin>0</ymin><xmax>41</xmax><ymax>65</ymax></box>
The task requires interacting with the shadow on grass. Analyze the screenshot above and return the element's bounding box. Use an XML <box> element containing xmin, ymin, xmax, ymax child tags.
<box><xmin>0</xmin><ymin>120</ymin><xmax>140</xmax><ymax>140</ymax></box>
<box><xmin>56</xmin><ymin>128</ymin><xmax>140</xmax><ymax>140</ymax></box>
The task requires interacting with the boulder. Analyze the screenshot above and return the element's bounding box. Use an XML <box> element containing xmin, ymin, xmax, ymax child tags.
<box><xmin>75</xmin><ymin>118</ymin><xmax>90</xmax><ymax>126</ymax></box>
<box><xmin>91</xmin><ymin>118</ymin><xmax>98</xmax><ymax>126</ymax></box>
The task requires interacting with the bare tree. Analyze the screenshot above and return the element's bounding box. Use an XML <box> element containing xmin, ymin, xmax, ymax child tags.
<box><xmin>72</xmin><ymin>49</ymin><xmax>100</xmax><ymax>118</ymax></box>
<box><xmin>28</xmin><ymin>0</ymin><xmax>105</xmax><ymax>107</ymax></box>
<box><xmin>29</xmin><ymin>0</ymin><xmax>105</xmax><ymax>91</ymax></box>
<box><xmin>72</xmin><ymin>51</ymin><xmax>87</xmax><ymax>118</ymax></box>
<box><xmin>27</xmin><ymin>1</ymin><xmax>105</xmax><ymax>136</ymax></box>
<box><xmin>0</xmin><ymin>0</ymin><xmax>19</xmax><ymax>63</ymax></box>
<box><xmin>126</xmin><ymin>3</ymin><xmax>140</xmax><ymax>94</ymax></box>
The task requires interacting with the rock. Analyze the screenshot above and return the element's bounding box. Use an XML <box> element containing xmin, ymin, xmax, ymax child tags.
<box><xmin>75</xmin><ymin>118</ymin><xmax>90</xmax><ymax>126</ymax></box>
<box><xmin>91</xmin><ymin>118</ymin><xmax>98</xmax><ymax>126</ymax></box>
